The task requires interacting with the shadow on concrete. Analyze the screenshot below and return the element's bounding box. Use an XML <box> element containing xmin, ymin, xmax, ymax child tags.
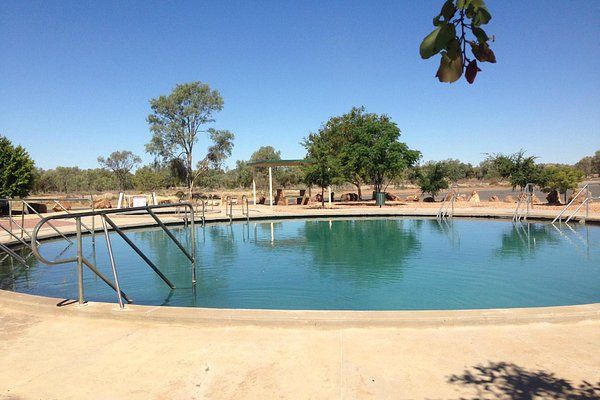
<box><xmin>447</xmin><ymin>361</ymin><xmax>600</xmax><ymax>400</ymax></box>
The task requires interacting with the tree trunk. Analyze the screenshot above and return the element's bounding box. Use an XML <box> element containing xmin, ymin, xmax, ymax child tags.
<box><xmin>321</xmin><ymin>187</ymin><xmax>325</xmax><ymax>208</ymax></box>
<box><xmin>187</xmin><ymin>152</ymin><xmax>193</xmax><ymax>200</ymax></box>
<box><xmin>354</xmin><ymin>182</ymin><xmax>362</xmax><ymax>200</ymax></box>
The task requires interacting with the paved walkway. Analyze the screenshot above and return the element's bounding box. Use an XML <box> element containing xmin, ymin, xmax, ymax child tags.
<box><xmin>0</xmin><ymin>205</ymin><xmax>599</xmax><ymax>399</ymax></box>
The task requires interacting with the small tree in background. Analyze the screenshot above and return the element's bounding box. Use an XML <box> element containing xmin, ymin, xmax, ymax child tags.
<box><xmin>485</xmin><ymin>150</ymin><xmax>544</xmax><ymax>190</ymax></box>
<box><xmin>302</xmin><ymin>133</ymin><xmax>342</xmax><ymax>207</ymax></box>
<box><xmin>414</xmin><ymin>162</ymin><xmax>449</xmax><ymax>200</ymax></box>
<box><xmin>98</xmin><ymin>150</ymin><xmax>141</xmax><ymax>190</ymax></box>
<box><xmin>0</xmin><ymin>135</ymin><xmax>35</xmax><ymax>198</ymax></box>
<box><xmin>542</xmin><ymin>165</ymin><xmax>584</xmax><ymax>203</ymax></box>
<box><xmin>146</xmin><ymin>81</ymin><xmax>234</xmax><ymax>198</ymax></box>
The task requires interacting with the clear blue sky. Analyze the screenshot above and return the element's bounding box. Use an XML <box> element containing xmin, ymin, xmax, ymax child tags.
<box><xmin>1</xmin><ymin>0</ymin><xmax>599</xmax><ymax>170</ymax></box>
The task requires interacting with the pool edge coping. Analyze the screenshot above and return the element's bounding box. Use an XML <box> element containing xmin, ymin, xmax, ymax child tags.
<box><xmin>1</xmin><ymin>290</ymin><xmax>598</xmax><ymax>328</ymax></box>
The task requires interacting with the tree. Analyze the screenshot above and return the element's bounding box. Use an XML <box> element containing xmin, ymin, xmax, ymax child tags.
<box><xmin>421</xmin><ymin>0</ymin><xmax>496</xmax><ymax>84</ymax></box>
<box><xmin>575</xmin><ymin>156</ymin><xmax>594</xmax><ymax>177</ymax></box>
<box><xmin>439</xmin><ymin>159</ymin><xmax>475</xmax><ymax>182</ymax></box>
<box><xmin>542</xmin><ymin>165</ymin><xmax>584</xmax><ymax>203</ymax></box>
<box><xmin>485</xmin><ymin>150</ymin><xmax>544</xmax><ymax>190</ymax></box>
<box><xmin>146</xmin><ymin>81</ymin><xmax>233</xmax><ymax>197</ymax></box>
<box><xmin>306</xmin><ymin>107</ymin><xmax>420</xmax><ymax>199</ymax></box>
<box><xmin>0</xmin><ymin>135</ymin><xmax>35</xmax><ymax>198</ymax></box>
<box><xmin>194</xmin><ymin>128</ymin><xmax>235</xmax><ymax>186</ymax></box>
<box><xmin>302</xmin><ymin>133</ymin><xmax>342</xmax><ymax>207</ymax></box>
<box><xmin>133</xmin><ymin>165</ymin><xmax>171</xmax><ymax>191</ymax></box>
<box><xmin>414</xmin><ymin>162</ymin><xmax>449</xmax><ymax>200</ymax></box>
<box><xmin>97</xmin><ymin>150</ymin><xmax>141</xmax><ymax>190</ymax></box>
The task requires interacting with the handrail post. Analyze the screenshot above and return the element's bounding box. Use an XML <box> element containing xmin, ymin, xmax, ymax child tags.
<box><xmin>101</xmin><ymin>216</ymin><xmax>124</xmax><ymax>309</ymax></box>
<box><xmin>190</xmin><ymin>204</ymin><xmax>196</xmax><ymax>284</ymax></box>
<box><xmin>76</xmin><ymin>217</ymin><xmax>85</xmax><ymax>305</ymax></box>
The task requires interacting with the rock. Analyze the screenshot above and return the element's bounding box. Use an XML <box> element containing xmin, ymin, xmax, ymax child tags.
<box><xmin>28</xmin><ymin>202</ymin><xmax>47</xmax><ymax>213</ymax></box>
<box><xmin>405</xmin><ymin>194</ymin><xmax>420</xmax><ymax>202</ymax></box>
<box><xmin>423</xmin><ymin>196</ymin><xmax>435</xmax><ymax>202</ymax></box>
<box><xmin>341</xmin><ymin>193</ymin><xmax>359</xmax><ymax>202</ymax></box>
<box><xmin>52</xmin><ymin>202</ymin><xmax>71</xmax><ymax>212</ymax></box>
<box><xmin>258</xmin><ymin>196</ymin><xmax>266</xmax><ymax>205</ymax></box>
<box><xmin>531</xmin><ymin>194</ymin><xmax>542</xmax><ymax>205</ymax></box>
<box><xmin>488</xmin><ymin>195</ymin><xmax>500</xmax><ymax>202</ymax></box>
<box><xmin>159</xmin><ymin>199</ymin><xmax>172</xmax><ymax>205</ymax></box>
<box><xmin>315</xmin><ymin>193</ymin><xmax>323</xmax><ymax>202</ymax></box>
<box><xmin>456</xmin><ymin>194</ymin><xmax>466</xmax><ymax>202</ymax></box>
<box><xmin>93</xmin><ymin>198</ymin><xmax>112</xmax><ymax>209</ymax></box>
<box><xmin>503</xmin><ymin>195</ymin><xmax>515</xmax><ymax>203</ymax></box>
<box><xmin>567</xmin><ymin>190</ymin><xmax>585</xmax><ymax>204</ymax></box>
<box><xmin>468</xmin><ymin>190</ymin><xmax>480</xmax><ymax>204</ymax></box>
<box><xmin>385</xmin><ymin>192</ymin><xmax>399</xmax><ymax>201</ymax></box>
<box><xmin>546</xmin><ymin>190</ymin><xmax>561</xmax><ymax>205</ymax></box>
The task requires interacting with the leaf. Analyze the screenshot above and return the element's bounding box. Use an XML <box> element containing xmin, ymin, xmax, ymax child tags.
<box><xmin>419</xmin><ymin>23</ymin><xmax>455</xmax><ymax>59</ymax></box>
<box><xmin>457</xmin><ymin>0</ymin><xmax>471</xmax><ymax>10</ymax></box>
<box><xmin>469</xmin><ymin>41</ymin><xmax>496</xmax><ymax>63</ymax></box>
<box><xmin>472</xmin><ymin>27</ymin><xmax>489</xmax><ymax>43</ymax></box>
<box><xmin>465</xmin><ymin>60</ymin><xmax>481</xmax><ymax>84</ymax></box>
<box><xmin>472</xmin><ymin>5</ymin><xmax>492</xmax><ymax>26</ymax></box>
<box><xmin>440</xmin><ymin>0</ymin><xmax>456</xmax><ymax>20</ymax></box>
<box><xmin>433</xmin><ymin>15</ymin><xmax>442</xmax><ymax>26</ymax></box>
<box><xmin>446</xmin><ymin>38</ymin><xmax>461</xmax><ymax>59</ymax></box>
<box><xmin>436</xmin><ymin>51</ymin><xmax>463</xmax><ymax>83</ymax></box>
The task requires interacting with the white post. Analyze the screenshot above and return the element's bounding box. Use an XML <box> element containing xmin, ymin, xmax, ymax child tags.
<box><xmin>268</xmin><ymin>167</ymin><xmax>273</xmax><ymax>207</ymax></box>
<box><xmin>252</xmin><ymin>179</ymin><xmax>257</xmax><ymax>205</ymax></box>
<box><xmin>328</xmin><ymin>186</ymin><xmax>332</xmax><ymax>206</ymax></box>
<box><xmin>117</xmin><ymin>192</ymin><xmax>124</xmax><ymax>209</ymax></box>
<box><xmin>152</xmin><ymin>192</ymin><xmax>157</xmax><ymax>206</ymax></box>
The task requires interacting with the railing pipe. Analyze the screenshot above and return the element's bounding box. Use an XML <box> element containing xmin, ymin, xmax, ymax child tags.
<box><xmin>552</xmin><ymin>185</ymin><xmax>588</xmax><ymax>224</ymax></box>
<box><xmin>0</xmin><ymin>243</ymin><xmax>28</xmax><ymax>267</ymax></box>
<box><xmin>103</xmin><ymin>215</ymin><xmax>175</xmax><ymax>289</ymax></box>
<box><xmin>146</xmin><ymin>209</ymin><xmax>194</xmax><ymax>262</ymax></box>
<box><xmin>101</xmin><ymin>216</ymin><xmax>124</xmax><ymax>309</ymax></box>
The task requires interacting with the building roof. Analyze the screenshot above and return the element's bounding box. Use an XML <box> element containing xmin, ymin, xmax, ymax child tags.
<box><xmin>247</xmin><ymin>159</ymin><xmax>314</xmax><ymax>167</ymax></box>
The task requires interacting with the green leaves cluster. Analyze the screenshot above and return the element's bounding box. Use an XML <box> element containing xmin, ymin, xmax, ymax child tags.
<box><xmin>412</xmin><ymin>162</ymin><xmax>450</xmax><ymax>199</ymax></box>
<box><xmin>98</xmin><ymin>150</ymin><xmax>141</xmax><ymax>190</ymax></box>
<box><xmin>420</xmin><ymin>0</ymin><xmax>496</xmax><ymax>84</ymax></box>
<box><xmin>146</xmin><ymin>81</ymin><xmax>234</xmax><ymax>197</ymax></box>
<box><xmin>485</xmin><ymin>150</ymin><xmax>544</xmax><ymax>190</ymax></box>
<box><xmin>541</xmin><ymin>165</ymin><xmax>584</xmax><ymax>202</ymax></box>
<box><xmin>303</xmin><ymin>107</ymin><xmax>421</xmax><ymax>197</ymax></box>
<box><xmin>0</xmin><ymin>135</ymin><xmax>35</xmax><ymax>198</ymax></box>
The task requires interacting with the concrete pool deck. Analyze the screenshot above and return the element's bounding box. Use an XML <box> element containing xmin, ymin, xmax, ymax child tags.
<box><xmin>1</xmin><ymin>205</ymin><xmax>599</xmax><ymax>398</ymax></box>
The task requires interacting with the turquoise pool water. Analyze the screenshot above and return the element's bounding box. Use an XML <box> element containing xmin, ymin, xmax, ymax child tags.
<box><xmin>1</xmin><ymin>218</ymin><xmax>599</xmax><ymax>310</ymax></box>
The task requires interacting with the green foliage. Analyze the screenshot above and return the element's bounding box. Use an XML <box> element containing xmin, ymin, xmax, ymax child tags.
<box><xmin>0</xmin><ymin>135</ymin><xmax>35</xmax><ymax>198</ymax></box>
<box><xmin>541</xmin><ymin>165</ymin><xmax>584</xmax><ymax>202</ymax></box>
<box><xmin>97</xmin><ymin>150</ymin><xmax>141</xmax><ymax>190</ymax></box>
<box><xmin>146</xmin><ymin>81</ymin><xmax>233</xmax><ymax>196</ymax></box>
<box><xmin>438</xmin><ymin>159</ymin><xmax>476</xmax><ymax>182</ymax></box>
<box><xmin>33</xmin><ymin>167</ymin><xmax>119</xmax><ymax>193</ymax></box>
<box><xmin>302</xmin><ymin>133</ymin><xmax>343</xmax><ymax>204</ymax></box>
<box><xmin>574</xmin><ymin>150</ymin><xmax>600</xmax><ymax>177</ymax></box>
<box><xmin>414</xmin><ymin>162</ymin><xmax>450</xmax><ymax>199</ymax></box>
<box><xmin>421</xmin><ymin>0</ymin><xmax>496</xmax><ymax>84</ymax></box>
<box><xmin>485</xmin><ymin>150</ymin><xmax>544</xmax><ymax>190</ymax></box>
<box><xmin>304</xmin><ymin>107</ymin><xmax>420</xmax><ymax>197</ymax></box>
<box><xmin>133</xmin><ymin>166</ymin><xmax>172</xmax><ymax>191</ymax></box>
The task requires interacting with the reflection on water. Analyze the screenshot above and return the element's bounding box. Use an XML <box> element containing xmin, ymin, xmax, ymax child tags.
<box><xmin>1</xmin><ymin>218</ymin><xmax>599</xmax><ymax>310</ymax></box>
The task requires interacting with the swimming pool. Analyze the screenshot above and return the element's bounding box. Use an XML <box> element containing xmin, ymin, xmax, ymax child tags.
<box><xmin>1</xmin><ymin>218</ymin><xmax>599</xmax><ymax>310</ymax></box>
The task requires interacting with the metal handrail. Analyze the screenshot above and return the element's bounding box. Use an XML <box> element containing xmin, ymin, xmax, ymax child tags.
<box><xmin>513</xmin><ymin>183</ymin><xmax>534</xmax><ymax>222</ymax></box>
<box><xmin>241</xmin><ymin>195</ymin><xmax>250</xmax><ymax>222</ymax></box>
<box><xmin>1</xmin><ymin>196</ymin><xmax>94</xmax><ymax>243</ymax></box>
<box><xmin>436</xmin><ymin>184</ymin><xmax>458</xmax><ymax>219</ymax></box>
<box><xmin>552</xmin><ymin>185</ymin><xmax>591</xmax><ymax>224</ymax></box>
<box><xmin>225</xmin><ymin>196</ymin><xmax>233</xmax><ymax>223</ymax></box>
<box><xmin>30</xmin><ymin>203</ymin><xmax>196</xmax><ymax>308</ymax></box>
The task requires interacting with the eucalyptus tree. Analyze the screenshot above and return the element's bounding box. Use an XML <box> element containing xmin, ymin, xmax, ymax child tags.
<box><xmin>146</xmin><ymin>81</ymin><xmax>234</xmax><ymax>197</ymax></box>
<box><xmin>97</xmin><ymin>150</ymin><xmax>141</xmax><ymax>190</ymax></box>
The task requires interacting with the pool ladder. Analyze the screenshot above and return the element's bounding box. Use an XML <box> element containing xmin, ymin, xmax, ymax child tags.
<box><xmin>29</xmin><ymin>203</ymin><xmax>197</xmax><ymax>309</ymax></box>
<box><xmin>552</xmin><ymin>184</ymin><xmax>598</xmax><ymax>225</ymax></box>
<box><xmin>436</xmin><ymin>184</ymin><xmax>459</xmax><ymax>219</ymax></box>
<box><xmin>513</xmin><ymin>183</ymin><xmax>534</xmax><ymax>222</ymax></box>
<box><xmin>225</xmin><ymin>195</ymin><xmax>250</xmax><ymax>223</ymax></box>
